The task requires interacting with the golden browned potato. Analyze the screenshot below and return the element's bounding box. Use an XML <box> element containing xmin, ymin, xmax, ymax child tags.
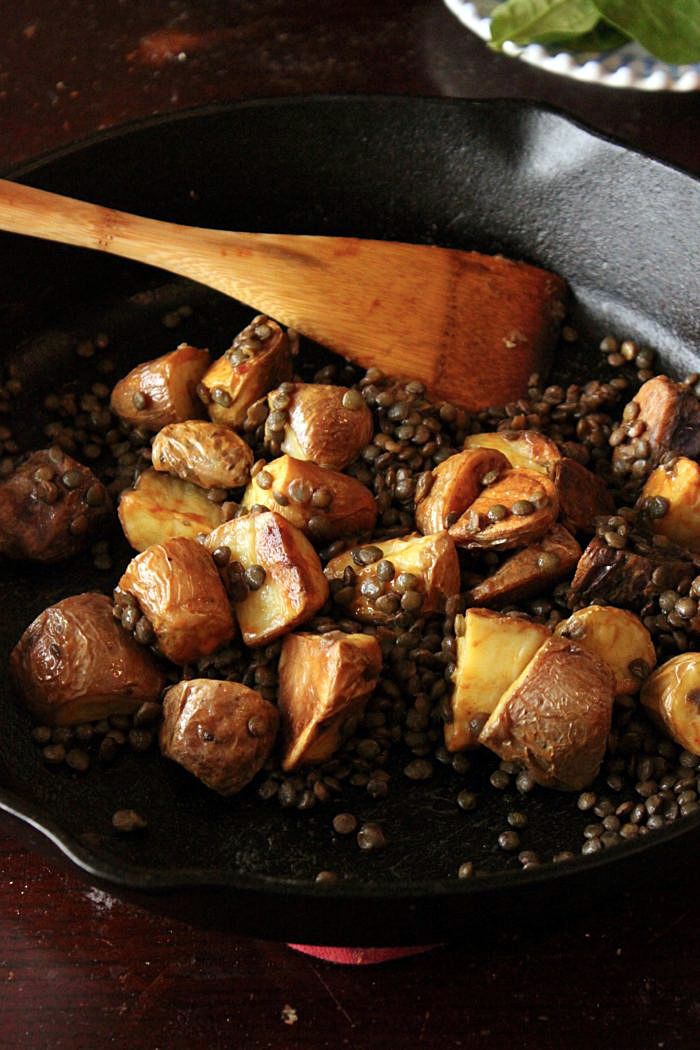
<box><xmin>414</xmin><ymin>447</ymin><xmax>509</xmax><ymax>535</ymax></box>
<box><xmin>160</xmin><ymin>678</ymin><xmax>278</xmax><ymax>795</ymax></box>
<box><xmin>550</xmin><ymin>458</ymin><xmax>615</xmax><ymax>535</ymax></box>
<box><xmin>118</xmin><ymin>468</ymin><xmax>225</xmax><ymax>552</ymax></box>
<box><xmin>0</xmin><ymin>448</ymin><xmax>111</xmax><ymax>562</ymax></box>
<box><xmin>640</xmin><ymin>654</ymin><xmax>700</xmax><ymax>755</ymax></box>
<box><xmin>445</xmin><ymin>610</ymin><xmax>549</xmax><ymax>752</ymax></box>
<box><xmin>199</xmin><ymin>316</ymin><xmax>292</xmax><ymax>428</ymax></box>
<box><xmin>152</xmin><ymin>420</ymin><xmax>253</xmax><ymax>490</ymax></box>
<box><xmin>640</xmin><ymin>457</ymin><xmax>700</xmax><ymax>552</ymax></box>
<box><xmin>269</xmin><ymin>382</ymin><xmax>373</xmax><ymax>469</ymax></box>
<box><xmin>466</xmin><ymin>525</ymin><xmax>581</xmax><ymax>607</ymax></box>
<box><xmin>613</xmin><ymin>376</ymin><xmax>700</xmax><ymax>473</ymax></box>
<box><xmin>10</xmin><ymin>592</ymin><xmax>166</xmax><ymax>726</ymax></box>
<box><xmin>278</xmin><ymin>631</ymin><xmax>382</xmax><ymax>770</ymax></box>
<box><xmin>204</xmin><ymin>511</ymin><xmax>329</xmax><ymax>646</ymax></box>
<box><xmin>569</xmin><ymin>535</ymin><xmax>693</xmax><ymax>613</ymax></box>
<box><xmin>116</xmin><ymin>536</ymin><xmax>236</xmax><ymax>665</ymax></box>
<box><xmin>449</xmin><ymin>468</ymin><xmax>558</xmax><ymax>550</ymax></box>
<box><xmin>480</xmin><ymin>635</ymin><xmax>614</xmax><ymax>791</ymax></box>
<box><xmin>110</xmin><ymin>343</ymin><xmax>210</xmax><ymax>430</ymax></box>
<box><xmin>555</xmin><ymin>605</ymin><xmax>656</xmax><ymax>695</ymax></box>
<box><xmin>464</xmin><ymin>430</ymin><xmax>561</xmax><ymax>475</ymax></box>
<box><xmin>241</xmin><ymin>455</ymin><xmax>377</xmax><ymax>541</ymax></box>
<box><xmin>324</xmin><ymin>531</ymin><xmax>460</xmax><ymax>624</ymax></box>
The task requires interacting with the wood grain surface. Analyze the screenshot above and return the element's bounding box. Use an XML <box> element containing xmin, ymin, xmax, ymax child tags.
<box><xmin>1</xmin><ymin>2</ymin><xmax>699</xmax><ymax>1048</ymax></box>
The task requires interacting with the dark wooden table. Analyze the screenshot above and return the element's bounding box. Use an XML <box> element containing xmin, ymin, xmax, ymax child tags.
<box><xmin>1</xmin><ymin>3</ymin><xmax>699</xmax><ymax>1048</ymax></box>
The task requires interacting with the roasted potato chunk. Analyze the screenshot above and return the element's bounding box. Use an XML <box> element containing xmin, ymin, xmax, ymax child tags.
<box><xmin>569</xmin><ymin>536</ymin><xmax>689</xmax><ymax>612</ymax></box>
<box><xmin>267</xmin><ymin>383</ymin><xmax>374</xmax><ymax>470</ymax></box>
<box><xmin>116</xmin><ymin>537</ymin><xmax>236</xmax><ymax>665</ymax></box>
<box><xmin>449</xmin><ymin>468</ymin><xmax>558</xmax><ymax>550</ymax></box>
<box><xmin>110</xmin><ymin>343</ymin><xmax>210</xmax><ymax>430</ymax></box>
<box><xmin>466</xmin><ymin>525</ymin><xmax>580</xmax><ymax>607</ymax></box>
<box><xmin>555</xmin><ymin>605</ymin><xmax>656</xmax><ymax>695</ymax></box>
<box><xmin>551</xmin><ymin>458</ymin><xmax>615</xmax><ymax>535</ymax></box>
<box><xmin>152</xmin><ymin>420</ymin><xmax>253</xmax><ymax>490</ymax></box>
<box><xmin>445</xmin><ymin>610</ymin><xmax>549</xmax><ymax>751</ymax></box>
<box><xmin>640</xmin><ymin>457</ymin><xmax>700</xmax><ymax>552</ymax></box>
<box><xmin>480</xmin><ymin>635</ymin><xmax>614</xmax><ymax>791</ymax></box>
<box><xmin>200</xmin><ymin>316</ymin><xmax>292</xmax><ymax>428</ymax></box>
<box><xmin>278</xmin><ymin>631</ymin><xmax>382</xmax><ymax>769</ymax></box>
<box><xmin>0</xmin><ymin>448</ymin><xmax>111</xmax><ymax>562</ymax></box>
<box><xmin>241</xmin><ymin>455</ymin><xmax>377</xmax><ymax>541</ymax></box>
<box><xmin>324</xmin><ymin>531</ymin><xmax>460</xmax><ymax>624</ymax></box>
<box><xmin>160</xmin><ymin>678</ymin><xmax>278</xmax><ymax>795</ymax></box>
<box><xmin>118</xmin><ymin>468</ymin><xmax>225</xmax><ymax>552</ymax></box>
<box><xmin>414</xmin><ymin>448</ymin><xmax>509</xmax><ymax>535</ymax></box>
<box><xmin>464</xmin><ymin>430</ymin><xmax>561</xmax><ymax>475</ymax></box>
<box><xmin>10</xmin><ymin>593</ymin><xmax>166</xmax><ymax>726</ymax></box>
<box><xmin>613</xmin><ymin>377</ymin><xmax>700</xmax><ymax>474</ymax></box>
<box><xmin>641</xmin><ymin>654</ymin><xmax>700</xmax><ymax>755</ymax></box>
<box><xmin>204</xmin><ymin>511</ymin><xmax>328</xmax><ymax>646</ymax></box>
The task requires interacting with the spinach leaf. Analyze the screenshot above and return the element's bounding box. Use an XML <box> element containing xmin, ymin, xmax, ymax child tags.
<box><xmin>534</xmin><ymin>20</ymin><xmax>628</xmax><ymax>51</ymax></box>
<box><xmin>489</xmin><ymin>0</ymin><xmax>601</xmax><ymax>49</ymax></box>
<box><xmin>594</xmin><ymin>0</ymin><xmax>700</xmax><ymax>64</ymax></box>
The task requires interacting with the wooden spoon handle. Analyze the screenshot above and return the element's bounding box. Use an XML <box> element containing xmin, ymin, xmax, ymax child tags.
<box><xmin>0</xmin><ymin>178</ymin><xmax>566</xmax><ymax>409</ymax></box>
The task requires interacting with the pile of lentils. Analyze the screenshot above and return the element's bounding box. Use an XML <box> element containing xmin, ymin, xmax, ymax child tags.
<box><xmin>10</xmin><ymin>316</ymin><xmax>700</xmax><ymax>876</ymax></box>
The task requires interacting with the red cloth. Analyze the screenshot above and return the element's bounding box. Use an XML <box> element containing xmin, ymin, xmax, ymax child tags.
<box><xmin>287</xmin><ymin>943</ymin><xmax>440</xmax><ymax>964</ymax></box>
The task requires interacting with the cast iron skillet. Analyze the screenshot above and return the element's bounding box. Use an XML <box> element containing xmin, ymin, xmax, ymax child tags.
<box><xmin>1</xmin><ymin>97</ymin><xmax>699</xmax><ymax>946</ymax></box>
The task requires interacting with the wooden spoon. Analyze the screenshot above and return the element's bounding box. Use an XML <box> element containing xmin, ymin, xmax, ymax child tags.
<box><xmin>0</xmin><ymin>178</ymin><xmax>566</xmax><ymax>409</ymax></box>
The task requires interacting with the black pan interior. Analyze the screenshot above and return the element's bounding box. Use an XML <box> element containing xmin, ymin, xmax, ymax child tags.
<box><xmin>1</xmin><ymin>97</ymin><xmax>699</xmax><ymax>945</ymax></box>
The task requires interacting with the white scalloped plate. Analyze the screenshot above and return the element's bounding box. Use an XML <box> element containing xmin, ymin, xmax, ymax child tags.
<box><xmin>444</xmin><ymin>0</ymin><xmax>700</xmax><ymax>91</ymax></box>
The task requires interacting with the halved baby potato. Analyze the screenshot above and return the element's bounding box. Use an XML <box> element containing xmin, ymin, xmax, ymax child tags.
<box><xmin>464</xmin><ymin>430</ymin><xmax>561</xmax><ymax>475</ymax></box>
<box><xmin>555</xmin><ymin>604</ymin><xmax>656</xmax><ymax>695</ymax></box>
<box><xmin>10</xmin><ymin>592</ymin><xmax>166</xmax><ymax>726</ymax></box>
<box><xmin>242</xmin><ymin>455</ymin><xmax>377</xmax><ymax>541</ymax></box>
<box><xmin>414</xmin><ymin>447</ymin><xmax>508</xmax><ymax>535</ymax></box>
<box><xmin>110</xmin><ymin>343</ymin><xmax>210</xmax><ymax>430</ymax></box>
<box><xmin>641</xmin><ymin>653</ymin><xmax>700</xmax><ymax>755</ymax></box>
<box><xmin>613</xmin><ymin>376</ymin><xmax>700</xmax><ymax>472</ymax></box>
<box><xmin>152</xmin><ymin>420</ymin><xmax>253</xmax><ymax>489</ymax></box>
<box><xmin>278</xmin><ymin>631</ymin><xmax>382</xmax><ymax>770</ymax></box>
<box><xmin>160</xmin><ymin>678</ymin><xmax>279</xmax><ymax>795</ymax></box>
<box><xmin>480</xmin><ymin>635</ymin><xmax>615</xmax><ymax>791</ymax></box>
<box><xmin>449</xmin><ymin>468</ymin><xmax>558</xmax><ymax>550</ymax></box>
<box><xmin>204</xmin><ymin>510</ymin><xmax>329</xmax><ymax>647</ymax></box>
<box><xmin>466</xmin><ymin>524</ymin><xmax>580</xmax><ymax>607</ymax></box>
<box><xmin>640</xmin><ymin>456</ymin><xmax>700</xmax><ymax>552</ymax></box>
<box><xmin>273</xmin><ymin>382</ymin><xmax>374</xmax><ymax>470</ymax></box>
<box><xmin>118</xmin><ymin>468</ymin><xmax>226</xmax><ymax>552</ymax></box>
<box><xmin>445</xmin><ymin>610</ymin><xmax>549</xmax><ymax>752</ymax></box>
<box><xmin>199</xmin><ymin>316</ymin><xmax>292</xmax><ymax>428</ymax></box>
<box><xmin>116</xmin><ymin>536</ymin><xmax>236</xmax><ymax>665</ymax></box>
<box><xmin>324</xmin><ymin>531</ymin><xmax>460</xmax><ymax>624</ymax></box>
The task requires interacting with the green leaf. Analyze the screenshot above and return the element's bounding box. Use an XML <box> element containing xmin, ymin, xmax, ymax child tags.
<box><xmin>489</xmin><ymin>0</ymin><xmax>601</xmax><ymax>49</ymax></box>
<box><xmin>594</xmin><ymin>0</ymin><xmax>700</xmax><ymax>63</ymax></box>
<box><xmin>539</xmin><ymin>21</ymin><xmax>628</xmax><ymax>52</ymax></box>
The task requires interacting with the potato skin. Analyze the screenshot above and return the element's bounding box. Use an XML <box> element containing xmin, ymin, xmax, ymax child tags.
<box><xmin>242</xmin><ymin>455</ymin><xmax>377</xmax><ymax>540</ymax></box>
<box><xmin>569</xmin><ymin>536</ymin><xmax>688</xmax><ymax>612</ymax></box>
<box><xmin>276</xmin><ymin>383</ymin><xmax>374</xmax><ymax>470</ymax></box>
<box><xmin>10</xmin><ymin>592</ymin><xmax>166</xmax><ymax>726</ymax></box>
<box><xmin>110</xmin><ymin>344</ymin><xmax>210</xmax><ymax>430</ymax></box>
<box><xmin>480</xmin><ymin>635</ymin><xmax>614</xmax><ymax>791</ymax></box>
<box><xmin>415</xmin><ymin>448</ymin><xmax>508</xmax><ymax>535</ymax></box>
<box><xmin>160</xmin><ymin>678</ymin><xmax>278</xmax><ymax>795</ymax></box>
<box><xmin>551</xmin><ymin>458</ymin><xmax>614</xmax><ymax>535</ymax></box>
<box><xmin>613</xmin><ymin>377</ymin><xmax>700</xmax><ymax>473</ymax></box>
<box><xmin>201</xmin><ymin>318</ymin><xmax>292</xmax><ymax>428</ymax></box>
<box><xmin>466</xmin><ymin>525</ymin><xmax>580</xmax><ymax>607</ymax></box>
<box><xmin>640</xmin><ymin>654</ymin><xmax>700</xmax><ymax>755</ymax></box>
<box><xmin>117</xmin><ymin>537</ymin><xmax>236</xmax><ymax>664</ymax></box>
<box><xmin>449</xmin><ymin>468</ymin><xmax>558</xmax><ymax>550</ymax></box>
<box><xmin>278</xmin><ymin>631</ymin><xmax>382</xmax><ymax>769</ymax></box>
<box><xmin>152</xmin><ymin>420</ymin><xmax>253</xmax><ymax>490</ymax></box>
<box><xmin>0</xmin><ymin>448</ymin><xmax>111</xmax><ymax>562</ymax></box>
<box><xmin>464</xmin><ymin>430</ymin><xmax>561</xmax><ymax>474</ymax></box>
